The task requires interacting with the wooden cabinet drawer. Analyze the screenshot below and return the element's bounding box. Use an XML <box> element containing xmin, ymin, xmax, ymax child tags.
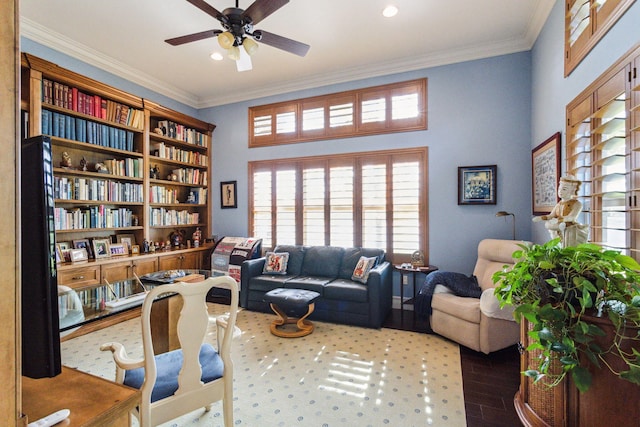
<box><xmin>58</xmin><ymin>265</ymin><xmax>100</xmax><ymax>289</ymax></box>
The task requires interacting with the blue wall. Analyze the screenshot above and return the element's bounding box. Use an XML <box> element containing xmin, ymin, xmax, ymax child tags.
<box><xmin>201</xmin><ymin>52</ymin><xmax>533</xmax><ymax>274</ymax></box>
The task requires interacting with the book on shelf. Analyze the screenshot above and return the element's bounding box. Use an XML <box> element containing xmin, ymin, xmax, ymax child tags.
<box><xmin>41</xmin><ymin>78</ymin><xmax>144</xmax><ymax>129</ymax></box>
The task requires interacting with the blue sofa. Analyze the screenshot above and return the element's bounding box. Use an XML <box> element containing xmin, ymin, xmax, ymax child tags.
<box><xmin>240</xmin><ymin>245</ymin><xmax>392</xmax><ymax>328</ymax></box>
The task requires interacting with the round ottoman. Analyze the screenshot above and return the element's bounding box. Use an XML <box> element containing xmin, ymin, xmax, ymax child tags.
<box><xmin>263</xmin><ymin>288</ymin><xmax>320</xmax><ymax>338</ymax></box>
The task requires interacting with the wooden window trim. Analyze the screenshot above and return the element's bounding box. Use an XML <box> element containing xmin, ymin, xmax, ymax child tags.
<box><xmin>248</xmin><ymin>79</ymin><xmax>427</xmax><ymax>148</ymax></box>
<box><xmin>565</xmin><ymin>0</ymin><xmax>636</xmax><ymax>77</ymax></box>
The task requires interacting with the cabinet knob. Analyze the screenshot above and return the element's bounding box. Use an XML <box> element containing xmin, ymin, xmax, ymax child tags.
<box><xmin>72</xmin><ymin>276</ymin><xmax>84</xmax><ymax>280</ymax></box>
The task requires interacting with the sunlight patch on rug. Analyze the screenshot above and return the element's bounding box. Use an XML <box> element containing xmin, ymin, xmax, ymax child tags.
<box><xmin>61</xmin><ymin>304</ymin><xmax>465</xmax><ymax>426</ymax></box>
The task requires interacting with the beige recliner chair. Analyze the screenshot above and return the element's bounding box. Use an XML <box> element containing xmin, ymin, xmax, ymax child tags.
<box><xmin>430</xmin><ymin>239</ymin><xmax>524</xmax><ymax>354</ymax></box>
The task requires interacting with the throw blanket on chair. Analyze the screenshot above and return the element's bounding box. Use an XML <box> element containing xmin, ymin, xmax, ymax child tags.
<box><xmin>415</xmin><ymin>271</ymin><xmax>482</xmax><ymax>320</ymax></box>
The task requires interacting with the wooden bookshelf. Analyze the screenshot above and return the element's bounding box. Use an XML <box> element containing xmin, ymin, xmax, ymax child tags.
<box><xmin>21</xmin><ymin>54</ymin><xmax>215</xmax><ymax>272</ymax></box>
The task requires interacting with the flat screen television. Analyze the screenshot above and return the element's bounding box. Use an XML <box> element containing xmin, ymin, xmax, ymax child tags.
<box><xmin>21</xmin><ymin>135</ymin><xmax>62</xmax><ymax>378</ymax></box>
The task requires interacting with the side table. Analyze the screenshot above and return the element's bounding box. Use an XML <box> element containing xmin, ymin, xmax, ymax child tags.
<box><xmin>393</xmin><ymin>264</ymin><xmax>438</xmax><ymax>311</ymax></box>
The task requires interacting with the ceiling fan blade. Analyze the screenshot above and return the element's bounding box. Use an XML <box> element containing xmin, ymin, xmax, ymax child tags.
<box><xmin>185</xmin><ymin>0</ymin><xmax>224</xmax><ymax>21</ymax></box>
<box><xmin>242</xmin><ymin>0</ymin><xmax>289</xmax><ymax>26</ymax></box>
<box><xmin>165</xmin><ymin>29</ymin><xmax>222</xmax><ymax>46</ymax></box>
<box><xmin>236</xmin><ymin>47</ymin><xmax>253</xmax><ymax>72</ymax></box>
<box><xmin>254</xmin><ymin>30</ymin><xmax>310</xmax><ymax>57</ymax></box>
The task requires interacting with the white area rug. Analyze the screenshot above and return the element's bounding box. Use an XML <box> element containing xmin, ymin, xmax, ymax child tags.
<box><xmin>61</xmin><ymin>304</ymin><xmax>465</xmax><ymax>426</ymax></box>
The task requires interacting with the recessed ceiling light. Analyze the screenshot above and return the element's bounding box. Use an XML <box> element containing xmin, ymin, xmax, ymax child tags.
<box><xmin>210</xmin><ymin>52</ymin><xmax>224</xmax><ymax>61</ymax></box>
<box><xmin>382</xmin><ymin>5</ymin><xmax>398</xmax><ymax>18</ymax></box>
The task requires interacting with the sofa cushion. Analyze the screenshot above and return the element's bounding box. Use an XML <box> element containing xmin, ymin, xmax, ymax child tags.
<box><xmin>431</xmin><ymin>293</ymin><xmax>481</xmax><ymax>324</ymax></box>
<box><xmin>284</xmin><ymin>276</ymin><xmax>332</xmax><ymax>294</ymax></box>
<box><xmin>351</xmin><ymin>256</ymin><xmax>377</xmax><ymax>284</ymax></box>
<box><xmin>263</xmin><ymin>252</ymin><xmax>289</xmax><ymax>275</ymax></box>
<box><xmin>248</xmin><ymin>275</ymin><xmax>295</xmax><ymax>292</ymax></box>
<box><xmin>301</xmin><ymin>246</ymin><xmax>344</xmax><ymax>278</ymax></box>
<box><xmin>273</xmin><ymin>245</ymin><xmax>306</xmax><ymax>276</ymax></box>
<box><xmin>324</xmin><ymin>279</ymin><xmax>368</xmax><ymax>303</ymax></box>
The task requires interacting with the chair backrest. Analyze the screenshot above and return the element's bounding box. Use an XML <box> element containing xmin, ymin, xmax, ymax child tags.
<box><xmin>139</xmin><ymin>275</ymin><xmax>238</xmax><ymax>425</ymax></box>
<box><xmin>473</xmin><ymin>239</ymin><xmax>525</xmax><ymax>291</ymax></box>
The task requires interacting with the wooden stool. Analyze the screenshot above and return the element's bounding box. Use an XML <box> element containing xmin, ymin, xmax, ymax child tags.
<box><xmin>263</xmin><ymin>288</ymin><xmax>320</xmax><ymax>338</ymax></box>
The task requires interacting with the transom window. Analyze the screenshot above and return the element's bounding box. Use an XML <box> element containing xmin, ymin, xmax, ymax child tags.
<box><xmin>248</xmin><ymin>147</ymin><xmax>428</xmax><ymax>264</ymax></box>
<box><xmin>248</xmin><ymin>79</ymin><xmax>427</xmax><ymax>148</ymax></box>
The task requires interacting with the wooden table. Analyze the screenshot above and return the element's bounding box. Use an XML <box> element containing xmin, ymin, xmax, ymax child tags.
<box><xmin>22</xmin><ymin>367</ymin><xmax>140</xmax><ymax>427</ymax></box>
<box><xmin>393</xmin><ymin>265</ymin><xmax>438</xmax><ymax>311</ymax></box>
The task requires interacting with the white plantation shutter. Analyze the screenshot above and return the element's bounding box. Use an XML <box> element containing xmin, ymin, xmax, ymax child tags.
<box><xmin>252</xmin><ymin>170</ymin><xmax>272</xmax><ymax>248</ymax></box>
<box><xmin>329</xmin><ymin>165</ymin><xmax>354</xmax><ymax>247</ymax></box>
<box><xmin>362</xmin><ymin>163</ymin><xmax>387</xmax><ymax>248</ymax></box>
<box><xmin>361</xmin><ymin>97</ymin><xmax>386</xmax><ymax>124</ymax></box>
<box><xmin>329</xmin><ymin>102</ymin><xmax>353</xmax><ymax>128</ymax></box>
<box><xmin>302</xmin><ymin>107</ymin><xmax>324</xmax><ymax>131</ymax></box>
<box><xmin>392</xmin><ymin>92</ymin><xmax>419</xmax><ymax>120</ymax></box>
<box><xmin>303</xmin><ymin>167</ymin><xmax>325</xmax><ymax>245</ymax></box>
<box><xmin>392</xmin><ymin>161</ymin><xmax>420</xmax><ymax>255</ymax></box>
<box><xmin>275</xmin><ymin>169</ymin><xmax>296</xmax><ymax>245</ymax></box>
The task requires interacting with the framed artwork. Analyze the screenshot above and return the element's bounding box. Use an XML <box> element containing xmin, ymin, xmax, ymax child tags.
<box><xmin>131</xmin><ymin>244</ymin><xmax>141</xmax><ymax>255</ymax></box>
<box><xmin>73</xmin><ymin>238</ymin><xmax>94</xmax><ymax>259</ymax></box>
<box><xmin>109</xmin><ymin>243</ymin><xmax>127</xmax><ymax>256</ymax></box>
<box><xmin>56</xmin><ymin>241</ymin><xmax>72</xmax><ymax>262</ymax></box>
<box><xmin>220</xmin><ymin>180</ymin><xmax>237</xmax><ymax>209</ymax></box>
<box><xmin>69</xmin><ymin>248</ymin><xmax>88</xmax><ymax>262</ymax></box>
<box><xmin>116</xmin><ymin>234</ymin><xmax>136</xmax><ymax>253</ymax></box>
<box><xmin>458</xmin><ymin>165</ymin><xmax>497</xmax><ymax>205</ymax></box>
<box><xmin>92</xmin><ymin>238</ymin><xmax>111</xmax><ymax>259</ymax></box>
<box><xmin>532</xmin><ymin>132</ymin><xmax>561</xmax><ymax>215</ymax></box>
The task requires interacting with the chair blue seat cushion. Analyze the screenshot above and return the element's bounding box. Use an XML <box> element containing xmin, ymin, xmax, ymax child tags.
<box><xmin>123</xmin><ymin>343</ymin><xmax>223</xmax><ymax>403</ymax></box>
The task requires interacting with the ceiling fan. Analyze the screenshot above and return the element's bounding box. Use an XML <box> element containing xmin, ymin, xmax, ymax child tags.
<box><xmin>165</xmin><ymin>0</ymin><xmax>310</xmax><ymax>72</ymax></box>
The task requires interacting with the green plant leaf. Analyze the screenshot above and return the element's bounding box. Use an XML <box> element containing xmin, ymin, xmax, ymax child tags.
<box><xmin>620</xmin><ymin>367</ymin><xmax>640</xmax><ymax>385</ymax></box>
<box><xmin>572</xmin><ymin>366</ymin><xmax>592</xmax><ymax>393</ymax></box>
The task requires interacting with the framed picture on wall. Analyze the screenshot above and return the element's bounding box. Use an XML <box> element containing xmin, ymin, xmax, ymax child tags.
<box><xmin>458</xmin><ymin>165</ymin><xmax>497</xmax><ymax>205</ymax></box>
<box><xmin>220</xmin><ymin>180</ymin><xmax>237</xmax><ymax>209</ymax></box>
<box><xmin>532</xmin><ymin>132</ymin><xmax>561</xmax><ymax>215</ymax></box>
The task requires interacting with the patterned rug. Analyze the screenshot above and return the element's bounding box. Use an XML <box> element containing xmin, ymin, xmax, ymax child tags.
<box><xmin>61</xmin><ymin>304</ymin><xmax>465</xmax><ymax>426</ymax></box>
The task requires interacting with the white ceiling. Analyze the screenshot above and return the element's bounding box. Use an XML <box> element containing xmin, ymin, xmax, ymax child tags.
<box><xmin>20</xmin><ymin>0</ymin><xmax>555</xmax><ymax>109</ymax></box>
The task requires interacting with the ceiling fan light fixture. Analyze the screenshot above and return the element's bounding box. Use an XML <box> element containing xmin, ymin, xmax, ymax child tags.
<box><xmin>227</xmin><ymin>45</ymin><xmax>241</xmax><ymax>61</ymax></box>
<box><xmin>243</xmin><ymin>37</ymin><xmax>259</xmax><ymax>56</ymax></box>
<box><xmin>217</xmin><ymin>31</ymin><xmax>235</xmax><ymax>50</ymax></box>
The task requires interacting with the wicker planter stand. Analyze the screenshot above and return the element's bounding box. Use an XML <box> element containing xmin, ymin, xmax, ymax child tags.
<box><xmin>515</xmin><ymin>316</ymin><xmax>640</xmax><ymax>427</ymax></box>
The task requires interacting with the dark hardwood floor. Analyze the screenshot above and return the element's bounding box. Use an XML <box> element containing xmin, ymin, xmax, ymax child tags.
<box><xmin>383</xmin><ymin>308</ymin><xmax>522</xmax><ymax>427</ymax></box>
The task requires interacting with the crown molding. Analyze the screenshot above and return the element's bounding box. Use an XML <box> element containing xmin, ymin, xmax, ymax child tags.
<box><xmin>20</xmin><ymin>18</ymin><xmax>199</xmax><ymax>107</ymax></box>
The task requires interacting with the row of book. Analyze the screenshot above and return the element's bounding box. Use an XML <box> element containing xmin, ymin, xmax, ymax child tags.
<box><xmin>168</xmin><ymin>168</ymin><xmax>208</xmax><ymax>186</ymax></box>
<box><xmin>156</xmin><ymin>120</ymin><xmax>208</xmax><ymax>147</ymax></box>
<box><xmin>43</xmin><ymin>109</ymin><xmax>136</xmax><ymax>152</ymax></box>
<box><xmin>55</xmin><ymin>177</ymin><xmax>143</xmax><ymax>203</ymax></box>
<box><xmin>54</xmin><ymin>206</ymin><xmax>135</xmax><ymax>230</ymax></box>
<box><xmin>149</xmin><ymin>186</ymin><xmax>207</xmax><ymax>205</ymax></box>
<box><xmin>151</xmin><ymin>142</ymin><xmax>208</xmax><ymax>166</ymax></box>
<box><xmin>149</xmin><ymin>208</ymin><xmax>200</xmax><ymax>226</ymax></box>
<box><xmin>61</xmin><ymin>282</ymin><xmax>141</xmax><ymax>312</ymax></box>
<box><xmin>102</xmin><ymin>158</ymin><xmax>144</xmax><ymax>178</ymax></box>
<box><xmin>42</xmin><ymin>78</ymin><xmax>144</xmax><ymax>129</ymax></box>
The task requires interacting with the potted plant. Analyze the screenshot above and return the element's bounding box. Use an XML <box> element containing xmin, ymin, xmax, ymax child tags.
<box><xmin>492</xmin><ymin>238</ymin><xmax>640</xmax><ymax>392</ymax></box>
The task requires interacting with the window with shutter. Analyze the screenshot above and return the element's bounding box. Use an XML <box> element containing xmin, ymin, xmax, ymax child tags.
<box><xmin>248</xmin><ymin>147</ymin><xmax>428</xmax><ymax>264</ymax></box>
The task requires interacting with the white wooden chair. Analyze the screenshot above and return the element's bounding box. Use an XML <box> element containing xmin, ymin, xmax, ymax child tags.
<box><xmin>100</xmin><ymin>275</ymin><xmax>239</xmax><ymax>427</ymax></box>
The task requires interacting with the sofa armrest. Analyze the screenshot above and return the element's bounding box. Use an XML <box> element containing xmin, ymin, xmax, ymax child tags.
<box><xmin>479</xmin><ymin>287</ymin><xmax>515</xmax><ymax>321</ymax></box>
<box><xmin>364</xmin><ymin>261</ymin><xmax>393</xmax><ymax>327</ymax></box>
<box><xmin>240</xmin><ymin>257</ymin><xmax>266</xmax><ymax>308</ymax></box>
